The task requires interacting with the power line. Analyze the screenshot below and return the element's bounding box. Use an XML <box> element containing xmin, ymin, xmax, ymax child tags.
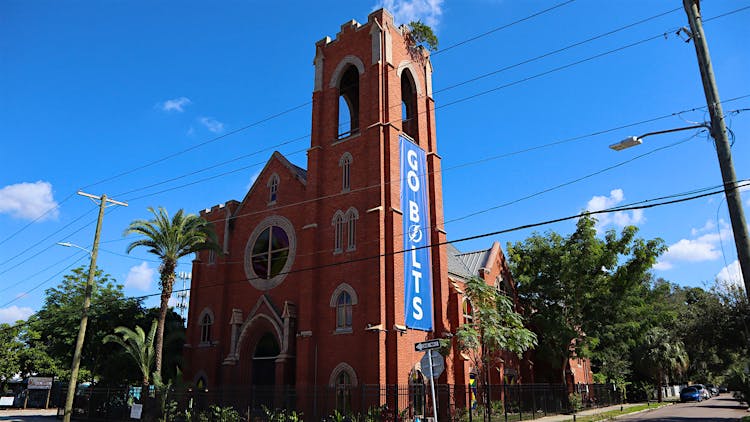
<box><xmin>3</xmin><ymin>7</ymin><xmax>748</xmax><ymax>289</ymax></box>
<box><xmin>1</xmin><ymin>179</ymin><xmax>747</xmax><ymax>336</ymax></box>
<box><xmin>432</xmin><ymin>0</ymin><xmax>577</xmax><ymax>56</ymax></box>
<box><xmin>434</xmin><ymin>6</ymin><xmax>682</xmax><ymax>94</ymax></box>
<box><xmin>0</xmin><ymin>208</ymin><xmax>98</xmax><ymax>271</ymax></box>
<box><xmin>0</xmin><ymin>192</ymin><xmax>77</xmax><ymax>247</ymax></box>
<box><xmin>116</xmin><ymin>179</ymin><xmax>750</xmax><ymax>300</ymax></box>
<box><xmin>78</xmin><ymin>1</ymin><xmax>580</xmax><ymax>193</ymax></box>
<box><xmin>118</xmin><ymin>104</ymin><xmax>748</xmax><ymax>236</ymax></box>
<box><xmin>444</xmin><ymin>131</ymin><xmax>706</xmax><ymax>225</ymax></box>
<box><xmin>0</xmin><ymin>254</ymin><xmax>88</xmax><ymax>309</ymax></box>
<box><xmin>109</xmin><ymin>7</ymin><xmax>692</xmax><ymax>202</ymax></box>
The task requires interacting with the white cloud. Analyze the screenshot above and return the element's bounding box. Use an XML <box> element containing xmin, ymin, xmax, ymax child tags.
<box><xmin>662</xmin><ymin>238</ymin><xmax>721</xmax><ymax>262</ymax></box>
<box><xmin>0</xmin><ymin>181</ymin><xmax>59</xmax><ymax>221</ymax></box>
<box><xmin>585</xmin><ymin>189</ymin><xmax>644</xmax><ymax>232</ymax></box>
<box><xmin>652</xmin><ymin>261</ymin><xmax>673</xmax><ymax>271</ymax></box>
<box><xmin>691</xmin><ymin>219</ymin><xmax>716</xmax><ymax>236</ymax></box>
<box><xmin>716</xmin><ymin>259</ymin><xmax>744</xmax><ymax>289</ymax></box>
<box><xmin>0</xmin><ymin>305</ymin><xmax>34</xmax><ymax>324</ymax></box>
<box><xmin>160</xmin><ymin>97</ymin><xmax>192</xmax><ymax>112</ymax></box>
<box><xmin>199</xmin><ymin>117</ymin><xmax>225</xmax><ymax>133</ymax></box>
<box><xmin>655</xmin><ymin>220</ymin><xmax>733</xmax><ymax>271</ymax></box>
<box><xmin>125</xmin><ymin>262</ymin><xmax>155</xmax><ymax>291</ymax></box>
<box><xmin>376</xmin><ymin>0</ymin><xmax>444</xmax><ymax>27</ymax></box>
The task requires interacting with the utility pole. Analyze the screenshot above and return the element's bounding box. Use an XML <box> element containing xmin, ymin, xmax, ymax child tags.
<box><xmin>176</xmin><ymin>271</ymin><xmax>191</xmax><ymax>326</ymax></box>
<box><xmin>683</xmin><ymin>0</ymin><xmax>750</xmax><ymax>298</ymax></box>
<box><xmin>62</xmin><ymin>191</ymin><xmax>127</xmax><ymax>422</ymax></box>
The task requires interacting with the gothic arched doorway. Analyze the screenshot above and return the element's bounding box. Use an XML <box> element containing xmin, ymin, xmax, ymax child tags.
<box><xmin>252</xmin><ymin>332</ymin><xmax>280</xmax><ymax>386</ymax></box>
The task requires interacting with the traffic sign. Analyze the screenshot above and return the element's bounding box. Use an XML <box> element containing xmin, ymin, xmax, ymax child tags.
<box><xmin>415</xmin><ymin>339</ymin><xmax>441</xmax><ymax>352</ymax></box>
<box><xmin>420</xmin><ymin>350</ymin><xmax>444</xmax><ymax>379</ymax></box>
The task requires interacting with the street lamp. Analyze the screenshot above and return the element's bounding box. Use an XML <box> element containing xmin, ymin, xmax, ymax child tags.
<box><xmin>57</xmin><ymin>242</ymin><xmax>91</xmax><ymax>254</ymax></box>
<box><xmin>609</xmin><ymin>124</ymin><xmax>708</xmax><ymax>151</ymax></box>
<box><xmin>610</xmin><ymin>122</ymin><xmax>750</xmax><ymax>298</ymax></box>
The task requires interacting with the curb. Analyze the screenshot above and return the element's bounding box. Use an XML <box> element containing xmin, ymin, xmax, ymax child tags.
<box><xmin>609</xmin><ymin>402</ymin><xmax>672</xmax><ymax>420</ymax></box>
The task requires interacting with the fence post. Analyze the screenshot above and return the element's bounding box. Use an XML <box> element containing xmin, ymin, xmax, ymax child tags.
<box><xmin>504</xmin><ymin>384</ymin><xmax>508</xmax><ymax>422</ymax></box>
<box><xmin>393</xmin><ymin>384</ymin><xmax>399</xmax><ymax>422</ymax></box>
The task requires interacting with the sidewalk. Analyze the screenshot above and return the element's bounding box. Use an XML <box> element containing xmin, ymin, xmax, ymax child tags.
<box><xmin>531</xmin><ymin>402</ymin><xmax>652</xmax><ymax>422</ymax></box>
<box><xmin>0</xmin><ymin>408</ymin><xmax>58</xmax><ymax>418</ymax></box>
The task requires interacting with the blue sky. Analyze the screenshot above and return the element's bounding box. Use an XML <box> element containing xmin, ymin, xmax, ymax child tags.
<box><xmin>1</xmin><ymin>0</ymin><xmax>749</xmax><ymax>323</ymax></box>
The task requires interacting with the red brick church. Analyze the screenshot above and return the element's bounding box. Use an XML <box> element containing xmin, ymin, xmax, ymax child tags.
<box><xmin>182</xmin><ymin>8</ymin><xmax>591</xmax><ymax>408</ymax></box>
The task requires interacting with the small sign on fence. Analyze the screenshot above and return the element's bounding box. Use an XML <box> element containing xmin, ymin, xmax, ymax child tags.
<box><xmin>27</xmin><ymin>377</ymin><xmax>53</xmax><ymax>390</ymax></box>
<box><xmin>130</xmin><ymin>404</ymin><xmax>143</xmax><ymax>419</ymax></box>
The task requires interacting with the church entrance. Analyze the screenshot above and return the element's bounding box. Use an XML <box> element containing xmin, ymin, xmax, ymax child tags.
<box><xmin>252</xmin><ymin>332</ymin><xmax>280</xmax><ymax>386</ymax></box>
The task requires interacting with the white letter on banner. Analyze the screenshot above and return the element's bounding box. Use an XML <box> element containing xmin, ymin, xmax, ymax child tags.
<box><xmin>407</xmin><ymin>150</ymin><xmax>419</xmax><ymax>170</ymax></box>
<box><xmin>411</xmin><ymin>247</ymin><xmax>421</xmax><ymax>269</ymax></box>
<box><xmin>409</xmin><ymin>200</ymin><xmax>420</xmax><ymax>223</ymax></box>
<box><xmin>412</xmin><ymin>269</ymin><xmax>422</xmax><ymax>293</ymax></box>
<box><xmin>413</xmin><ymin>297</ymin><xmax>423</xmax><ymax>320</ymax></box>
<box><xmin>407</xmin><ymin>170</ymin><xmax>419</xmax><ymax>191</ymax></box>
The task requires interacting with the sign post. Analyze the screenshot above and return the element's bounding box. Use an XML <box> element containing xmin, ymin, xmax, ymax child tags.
<box><xmin>417</xmin><ymin>342</ymin><xmax>444</xmax><ymax>422</ymax></box>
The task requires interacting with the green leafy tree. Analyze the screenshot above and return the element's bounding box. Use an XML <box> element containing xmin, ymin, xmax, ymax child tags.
<box><xmin>27</xmin><ymin>266</ymin><xmax>146</xmax><ymax>384</ymax></box>
<box><xmin>125</xmin><ymin>207</ymin><xmax>219</xmax><ymax>377</ymax></box>
<box><xmin>407</xmin><ymin>21</ymin><xmax>438</xmax><ymax>51</ymax></box>
<box><xmin>103</xmin><ymin>320</ymin><xmax>157</xmax><ymax>388</ymax></box>
<box><xmin>0</xmin><ymin>323</ymin><xmax>23</xmax><ymax>391</ymax></box>
<box><xmin>17</xmin><ymin>325</ymin><xmax>64</xmax><ymax>380</ymax></box>
<box><xmin>638</xmin><ymin>327</ymin><xmax>688</xmax><ymax>402</ymax></box>
<box><xmin>455</xmin><ymin>276</ymin><xmax>537</xmax><ymax>419</ymax></box>
<box><xmin>507</xmin><ymin>216</ymin><xmax>665</xmax><ymax>387</ymax></box>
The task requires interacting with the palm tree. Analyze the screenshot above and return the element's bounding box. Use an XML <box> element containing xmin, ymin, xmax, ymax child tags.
<box><xmin>640</xmin><ymin>327</ymin><xmax>689</xmax><ymax>402</ymax></box>
<box><xmin>125</xmin><ymin>207</ymin><xmax>219</xmax><ymax>376</ymax></box>
<box><xmin>103</xmin><ymin>320</ymin><xmax>158</xmax><ymax>388</ymax></box>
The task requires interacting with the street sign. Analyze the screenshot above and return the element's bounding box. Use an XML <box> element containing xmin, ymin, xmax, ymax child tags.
<box><xmin>27</xmin><ymin>377</ymin><xmax>53</xmax><ymax>390</ymax></box>
<box><xmin>414</xmin><ymin>339</ymin><xmax>441</xmax><ymax>352</ymax></box>
<box><xmin>420</xmin><ymin>350</ymin><xmax>445</xmax><ymax>379</ymax></box>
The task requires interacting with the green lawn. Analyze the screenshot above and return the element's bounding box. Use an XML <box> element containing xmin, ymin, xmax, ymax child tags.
<box><xmin>565</xmin><ymin>402</ymin><xmax>670</xmax><ymax>422</ymax></box>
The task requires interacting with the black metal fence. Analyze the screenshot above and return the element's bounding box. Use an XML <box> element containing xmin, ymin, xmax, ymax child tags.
<box><xmin>63</xmin><ymin>383</ymin><xmax>621</xmax><ymax>421</ymax></box>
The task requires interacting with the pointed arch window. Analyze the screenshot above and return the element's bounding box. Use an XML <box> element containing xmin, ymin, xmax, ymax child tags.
<box><xmin>338</xmin><ymin>66</ymin><xmax>360</xmax><ymax>138</ymax></box>
<box><xmin>336</xmin><ymin>291</ymin><xmax>353</xmax><ymax>330</ymax></box>
<box><xmin>332</xmin><ymin>211</ymin><xmax>345</xmax><ymax>254</ymax></box>
<box><xmin>330</xmin><ymin>283</ymin><xmax>358</xmax><ymax>333</ymax></box>
<box><xmin>267</xmin><ymin>173</ymin><xmax>279</xmax><ymax>204</ymax></box>
<box><xmin>401</xmin><ymin>69</ymin><xmax>418</xmax><ymax>141</ymax></box>
<box><xmin>462</xmin><ymin>298</ymin><xmax>474</xmax><ymax>325</ymax></box>
<box><xmin>345</xmin><ymin>207</ymin><xmax>358</xmax><ymax>251</ymax></box>
<box><xmin>339</xmin><ymin>152</ymin><xmax>352</xmax><ymax>192</ymax></box>
<box><xmin>336</xmin><ymin>370</ymin><xmax>352</xmax><ymax>412</ymax></box>
<box><xmin>199</xmin><ymin>309</ymin><xmax>214</xmax><ymax>344</ymax></box>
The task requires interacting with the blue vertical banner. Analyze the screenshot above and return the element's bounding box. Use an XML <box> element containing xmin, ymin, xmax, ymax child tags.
<box><xmin>400</xmin><ymin>135</ymin><xmax>434</xmax><ymax>331</ymax></box>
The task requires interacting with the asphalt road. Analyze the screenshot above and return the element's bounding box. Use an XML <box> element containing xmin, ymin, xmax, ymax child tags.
<box><xmin>618</xmin><ymin>395</ymin><xmax>748</xmax><ymax>421</ymax></box>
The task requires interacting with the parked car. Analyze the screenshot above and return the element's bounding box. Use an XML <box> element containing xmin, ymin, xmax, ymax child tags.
<box><xmin>680</xmin><ymin>386</ymin><xmax>702</xmax><ymax>402</ymax></box>
<box><xmin>692</xmin><ymin>384</ymin><xmax>711</xmax><ymax>400</ymax></box>
<box><xmin>719</xmin><ymin>386</ymin><xmax>728</xmax><ymax>393</ymax></box>
<box><xmin>706</xmin><ymin>384</ymin><xmax>719</xmax><ymax>396</ymax></box>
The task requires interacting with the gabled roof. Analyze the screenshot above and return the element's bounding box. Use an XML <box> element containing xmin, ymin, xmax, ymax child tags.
<box><xmin>447</xmin><ymin>242</ymin><xmax>491</xmax><ymax>280</ymax></box>
<box><xmin>447</xmin><ymin>243</ymin><xmax>473</xmax><ymax>279</ymax></box>
<box><xmin>233</xmin><ymin>151</ymin><xmax>307</xmax><ymax>217</ymax></box>
<box><xmin>272</xmin><ymin>151</ymin><xmax>307</xmax><ymax>185</ymax></box>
